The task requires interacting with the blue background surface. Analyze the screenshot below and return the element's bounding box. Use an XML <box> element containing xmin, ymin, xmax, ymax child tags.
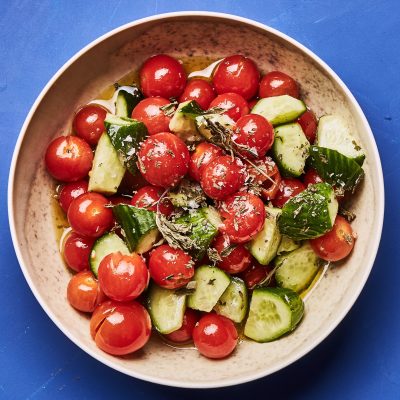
<box><xmin>1</xmin><ymin>1</ymin><xmax>399</xmax><ymax>398</ymax></box>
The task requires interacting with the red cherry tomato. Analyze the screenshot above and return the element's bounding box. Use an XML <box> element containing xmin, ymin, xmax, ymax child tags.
<box><xmin>272</xmin><ymin>178</ymin><xmax>306</xmax><ymax>208</ymax></box>
<box><xmin>208</xmin><ymin>92</ymin><xmax>249</xmax><ymax>122</ymax></box>
<box><xmin>179</xmin><ymin>79</ymin><xmax>216</xmax><ymax>110</ymax></box>
<box><xmin>45</xmin><ymin>136</ymin><xmax>93</xmax><ymax>182</ymax></box>
<box><xmin>58</xmin><ymin>180</ymin><xmax>88</xmax><ymax>213</ymax></box>
<box><xmin>219</xmin><ymin>192</ymin><xmax>266</xmax><ymax>243</ymax></box>
<box><xmin>189</xmin><ymin>142</ymin><xmax>224</xmax><ymax>182</ymax></box>
<box><xmin>137</xmin><ymin>132</ymin><xmax>190</xmax><ymax>188</ymax></box>
<box><xmin>259</xmin><ymin>71</ymin><xmax>299</xmax><ymax>99</ymax></box>
<box><xmin>67</xmin><ymin>192</ymin><xmax>113</xmax><ymax>238</ymax></box>
<box><xmin>303</xmin><ymin>168</ymin><xmax>324</xmax><ymax>187</ymax></box>
<box><xmin>200</xmin><ymin>155</ymin><xmax>246</xmax><ymax>200</ymax></box>
<box><xmin>297</xmin><ymin>110</ymin><xmax>318</xmax><ymax>143</ymax></box>
<box><xmin>131</xmin><ymin>97</ymin><xmax>171</xmax><ymax>135</ymax></box>
<box><xmin>193</xmin><ymin>314</ymin><xmax>238</xmax><ymax>359</ymax></box>
<box><xmin>109</xmin><ymin>195</ymin><xmax>131</xmax><ymax>205</ymax></box>
<box><xmin>248</xmin><ymin>98</ymin><xmax>259</xmax><ymax>109</ymax></box>
<box><xmin>98</xmin><ymin>252</ymin><xmax>149</xmax><ymax>302</ymax></box>
<box><xmin>164</xmin><ymin>309</ymin><xmax>200</xmax><ymax>343</ymax></box>
<box><xmin>148</xmin><ymin>245</ymin><xmax>194</xmax><ymax>289</ymax></box>
<box><xmin>213</xmin><ymin>55</ymin><xmax>259</xmax><ymax>100</ymax></box>
<box><xmin>212</xmin><ymin>234</ymin><xmax>252</xmax><ymax>274</ymax></box>
<box><xmin>67</xmin><ymin>271</ymin><xmax>104</xmax><ymax>312</ymax></box>
<box><xmin>131</xmin><ymin>185</ymin><xmax>174</xmax><ymax>216</ymax></box>
<box><xmin>90</xmin><ymin>300</ymin><xmax>151</xmax><ymax>355</ymax></box>
<box><xmin>240</xmin><ymin>262</ymin><xmax>273</xmax><ymax>289</ymax></box>
<box><xmin>63</xmin><ymin>231</ymin><xmax>95</xmax><ymax>272</ymax></box>
<box><xmin>140</xmin><ymin>54</ymin><xmax>186</xmax><ymax>98</ymax></box>
<box><xmin>73</xmin><ymin>104</ymin><xmax>107</xmax><ymax>146</ymax></box>
<box><xmin>310</xmin><ymin>215</ymin><xmax>356</xmax><ymax>262</ymax></box>
<box><xmin>233</xmin><ymin>114</ymin><xmax>274</xmax><ymax>159</ymax></box>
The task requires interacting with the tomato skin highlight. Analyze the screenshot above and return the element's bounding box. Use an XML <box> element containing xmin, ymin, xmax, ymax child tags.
<box><xmin>131</xmin><ymin>185</ymin><xmax>174</xmax><ymax>216</ymax></box>
<box><xmin>45</xmin><ymin>136</ymin><xmax>93</xmax><ymax>182</ymax></box>
<box><xmin>179</xmin><ymin>79</ymin><xmax>216</xmax><ymax>110</ymax></box>
<box><xmin>193</xmin><ymin>314</ymin><xmax>238</xmax><ymax>359</ymax></box>
<box><xmin>140</xmin><ymin>54</ymin><xmax>186</xmax><ymax>98</ymax></box>
<box><xmin>297</xmin><ymin>110</ymin><xmax>318</xmax><ymax>143</ymax></box>
<box><xmin>208</xmin><ymin>92</ymin><xmax>249</xmax><ymax>122</ymax></box>
<box><xmin>58</xmin><ymin>180</ymin><xmax>88</xmax><ymax>213</ymax></box>
<box><xmin>164</xmin><ymin>309</ymin><xmax>200</xmax><ymax>343</ymax></box>
<box><xmin>189</xmin><ymin>142</ymin><xmax>224</xmax><ymax>182</ymax></box>
<box><xmin>259</xmin><ymin>71</ymin><xmax>299</xmax><ymax>99</ymax></box>
<box><xmin>272</xmin><ymin>178</ymin><xmax>306</xmax><ymax>208</ymax></box>
<box><xmin>63</xmin><ymin>231</ymin><xmax>95</xmax><ymax>272</ymax></box>
<box><xmin>73</xmin><ymin>104</ymin><xmax>107</xmax><ymax>146</ymax></box>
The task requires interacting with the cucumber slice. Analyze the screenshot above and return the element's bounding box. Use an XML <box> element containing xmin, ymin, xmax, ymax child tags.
<box><xmin>274</xmin><ymin>242</ymin><xmax>320</xmax><ymax>293</ymax></box>
<box><xmin>147</xmin><ymin>284</ymin><xmax>186</xmax><ymax>334</ymax></box>
<box><xmin>115</xmin><ymin>86</ymin><xmax>143</xmax><ymax>118</ymax></box>
<box><xmin>279</xmin><ymin>182</ymin><xmax>338</xmax><ymax>240</ymax></box>
<box><xmin>316</xmin><ymin>115</ymin><xmax>365</xmax><ymax>165</ymax></box>
<box><xmin>169</xmin><ymin>101</ymin><xmax>203</xmax><ymax>142</ymax></box>
<box><xmin>112</xmin><ymin>205</ymin><xmax>158</xmax><ymax>253</ymax></box>
<box><xmin>195</xmin><ymin>113</ymin><xmax>236</xmax><ymax>141</ymax></box>
<box><xmin>88</xmin><ymin>132</ymin><xmax>126</xmax><ymax>195</ymax></box>
<box><xmin>251</xmin><ymin>95</ymin><xmax>306</xmax><ymax>126</ymax></box>
<box><xmin>272</xmin><ymin>123</ymin><xmax>310</xmax><ymax>177</ymax></box>
<box><xmin>90</xmin><ymin>232</ymin><xmax>130</xmax><ymax>277</ymax></box>
<box><xmin>249</xmin><ymin>207</ymin><xmax>282</xmax><ymax>265</ymax></box>
<box><xmin>308</xmin><ymin>145</ymin><xmax>364</xmax><ymax>192</ymax></box>
<box><xmin>187</xmin><ymin>266</ymin><xmax>231</xmax><ymax>312</ymax></box>
<box><xmin>214</xmin><ymin>277</ymin><xmax>248</xmax><ymax>323</ymax></box>
<box><xmin>277</xmin><ymin>235</ymin><xmax>300</xmax><ymax>255</ymax></box>
<box><xmin>244</xmin><ymin>287</ymin><xmax>304</xmax><ymax>342</ymax></box>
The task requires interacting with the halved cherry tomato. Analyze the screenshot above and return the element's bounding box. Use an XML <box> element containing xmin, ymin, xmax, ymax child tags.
<box><xmin>208</xmin><ymin>92</ymin><xmax>249</xmax><ymax>122</ymax></box>
<box><xmin>297</xmin><ymin>110</ymin><xmax>318</xmax><ymax>143</ymax></box>
<box><xmin>212</xmin><ymin>55</ymin><xmax>260</xmax><ymax>100</ymax></box>
<box><xmin>272</xmin><ymin>178</ymin><xmax>306</xmax><ymax>208</ymax></box>
<box><xmin>259</xmin><ymin>71</ymin><xmax>299</xmax><ymax>99</ymax></box>
<box><xmin>67</xmin><ymin>192</ymin><xmax>113</xmax><ymax>238</ymax></box>
<box><xmin>90</xmin><ymin>300</ymin><xmax>151</xmax><ymax>355</ymax></box>
<box><xmin>137</xmin><ymin>132</ymin><xmax>190</xmax><ymax>188</ymax></box>
<box><xmin>179</xmin><ymin>79</ymin><xmax>216</xmax><ymax>110</ymax></box>
<box><xmin>219</xmin><ymin>192</ymin><xmax>265</xmax><ymax>243</ymax></box>
<box><xmin>193</xmin><ymin>313</ymin><xmax>238</xmax><ymax>359</ymax></box>
<box><xmin>73</xmin><ymin>104</ymin><xmax>107</xmax><ymax>146</ymax></box>
<box><xmin>303</xmin><ymin>168</ymin><xmax>324</xmax><ymax>187</ymax></box>
<box><xmin>200</xmin><ymin>155</ymin><xmax>246</xmax><ymax>200</ymax></box>
<box><xmin>63</xmin><ymin>231</ymin><xmax>95</xmax><ymax>272</ymax></box>
<box><xmin>189</xmin><ymin>142</ymin><xmax>224</xmax><ymax>182</ymax></box>
<box><xmin>240</xmin><ymin>262</ymin><xmax>274</xmax><ymax>289</ymax></box>
<box><xmin>164</xmin><ymin>309</ymin><xmax>200</xmax><ymax>343</ymax></box>
<box><xmin>45</xmin><ymin>136</ymin><xmax>93</xmax><ymax>182</ymax></box>
<box><xmin>58</xmin><ymin>180</ymin><xmax>88</xmax><ymax>213</ymax></box>
<box><xmin>131</xmin><ymin>97</ymin><xmax>171</xmax><ymax>135</ymax></box>
<box><xmin>140</xmin><ymin>54</ymin><xmax>186</xmax><ymax>98</ymax></box>
<box><xmin>131</xmin><ymin>185</ymin><xmax>174</xmax><ymax>216</ymax></box>
<box><xmin>310</xmin><ymin>215</ymin><xmax>356</xmax><ymax>262</ymax></box>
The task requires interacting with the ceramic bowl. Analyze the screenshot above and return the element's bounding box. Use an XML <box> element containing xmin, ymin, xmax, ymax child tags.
<box><xmin>8</xmin><ymin>12</ymin><xmax>384</xmax><ymax>388</ymax></box>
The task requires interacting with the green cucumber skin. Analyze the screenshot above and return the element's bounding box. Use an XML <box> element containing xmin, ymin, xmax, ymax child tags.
<box><xmin>115</xmin><ymin>86</ymin><xmax>143</xmax><ymax>118</ymax></box>
<box><xmin>179</xmin><ymin>100</ymin><xmax>204</xmax><ymax>118</ymax></box>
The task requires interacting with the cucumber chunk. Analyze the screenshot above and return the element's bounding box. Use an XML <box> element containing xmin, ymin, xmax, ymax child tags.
<box><xmin>147</xmin><ymin>284</ymin><xmax>186</xmax><ymax>334</ymax></box>
<box><xmin>115</xmin><ymin>85</ymin><xmax>143</xmax><ymax>118</ymax></box>
<box><xmin>251</xmin><ymin>95</ymin><xmax>306</xmax><ymax>126</ymax></box>
<box><xmin>214</xmin><ymin>277</ymin><xmax>248</xmax><ymax>323</ymax></box>
<box><xmin>272</xmin><ymin>122</ymin><xmax>310</xmax><ymax>177</ymax></box>
<box><xmin>90</xmin><ymin>232</ymin><xmax>130</xmax><ymax>277</ymax></box>
<box><xmin>187</xmin><ymin>266</ymin><xmax>231</xmax><ymax>312</ymax></box>
<box><xmin>316</xmin><ymin>115</ymin><xmax>365</xmax><ymax>165</ymax></box>
<box><xmin>277</xmin><ymin>235</ymin><xmax>300</xmax><ymax>255</ymax></box>
<box><xmin>88</xmin><ymin>132</ymin><xmax>126</xmax><ymax>195</ymax></box>
<box><xmin>169</xmin><ymin>100</ymin><xmax>203</xmax><ymax>142</ymax></box>
<box><xmin>274</xmin><ymin>242</ymin><xmax>320</xmax><ymax>293</ymax></box>
<box><xmin>195</xmin><ymin>113</ymin><xmax>236</xmax><ymax>141</ymax></box>
<box><xmin>244</xmin><ymin>287</ymin><xmax>304</xmax><ymax>342</ymax></box>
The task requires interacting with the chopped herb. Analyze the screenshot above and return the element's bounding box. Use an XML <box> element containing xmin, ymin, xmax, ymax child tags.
<box><xmin>160</xmin><ymin>100</ymin><xmax>178</xmax><ymax>117</ymax></box>
<box><xmin>220</xmin><ymin>244</ymin><xmax>237</xmax><ymax>257</ymax></box>
<box><xmin>208</xmin><ymin>278</ymin><xmax>216</xmax><ymax>285</ymax></box>
<box><xmin>339</xmin><ymin>207</ymin><xmax>356</xmax><ymax>222</ymax></box>
<box><xmin>164</xmin><ymin>274</ymin><xmax>175</xmax><ymax>281</ymax></box>
<box><xmin>207</xmin><ymin>247</ymin><xmax>222</xmax><ymax>264</ymax></box>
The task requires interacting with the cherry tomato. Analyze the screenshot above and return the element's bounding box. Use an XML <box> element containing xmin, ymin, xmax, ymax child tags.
<box><xmin>131</xmin><ymin>97</ymin><xmax>171</xmax><ymax>135</ymax></box>
<box><xmin>240</xmin><ymin>262</ymin><xmax>273</xmax><ymax>289</ymax></box>
<box><xmin>58</xmin><ymin>180</ymin><xmax>88</xmax><ymax>213</ymax></box>
<box><xmin>272</xmin><ymin>178</ymin><xmax>306</xmax><ymax>208</ymax></box>
<box><xmin>98</xmin><ymin>252</ymin><xmax>149</xmax><ymax>302</ymax></box>
<box><xmin>208</xmin><ymin>92</ymin><xmax>249</xmax><ymax>122</ymax></box>
<box><xmin>63</xmin><ymin>231</ymin><xmax>95</xmax><ymax>272</ymax></box>
<box><xmin>109</xmin><ymin>195</ymin><xmax>131</xmax><ymax>205</ymax></box>
<box><xmin>90</xmin><ymin>300</ymin><xmax>151</xmax><ymax>355</ymax></box>
<box><xmin>137</xmin><ymin>132</ymin><xmax>190</xmax><ymax>188</ymax></box>
<box><xmin>189</xmin><ymin>142</ymin><xmax>224</xmax><ymax>182</ymax></box>
<box><xmin>303</xmin><ymin>168</ymin><xmax>324</xmax><ymax>187</ymax></box>
<box><xmin>193</xmin><ymin>313</ymin><xmax>238</xmax><ymax>359</ymax></box>
<box><xmin>131</xmin><ymin>185</ymin><xmax>174</xmax><ymax>216</ymax></box>
<box><xmin>148</xmin><ymin>245</ymin><xmax>194</xmax><ymax>289</ymax></box>
<box><xmin>297</xmin><ymin>110</ymin><xmax>318</xmax><ymax>143</ymax></box>
<box><xmin>200</xmin><ymin>155</ymin><xmax>246</xmax><ymax>200</ymax></box>
<box><xmin>179</xmin><ymin>79</ymin><xmax>216</xmax><ymax>110</ymax></box>
<box><xmin>67</xmin><ymin>192</ymin><xmax>113</xmax><ymax>238</ymax></box>
<box><xmin>45</xmin><ymin>136</ymin><xmax>93</xmax><ymax>182</ymax></box>
<box><xmin>164</xmin><ymin>309</ymin><xmax>200</xmax><ymax>343</ymax></box>
<box><xmin>67</xmin><ymin>271</ymin><xmax>104</xmax><ymax>312</ymax></box>
<box><xmin>310</xmin><ymin>215</ymin><xmax>356</xmax><ymax>262</ymax></box>
<box><xmin>140</xmin><ymin>54</ymin><xmax>186</xmax><ymax>98</ymax></box>
<box><xmin>212</xmin><ymin>55</ymin><xmax>259</xmax><ymax>100</ymax></box>
<box><xmin>72</xmin><ymin>104</ymin><xmax>107</xmax><ymax>146</ymax></box>
<box><xmin>212</xmin><ymin>234</ymin><xmax>252</xmax><ymax>274</ymax></box>
<box><xmin>233</xmin><ymin>114</ymin><xmax>274</xmax><ymax>159</ymax></box>
<box><xmin>219</xmin><ymin>192</ymin><xmax>266</xmax><ymax>243</ymax></box>
<box><xmin>259</xmin><ymin>71</ymin><xmax>299</xmax><ymax>99</ymax></box>
<box><xmin>248</xmin><ymin>98</ymin><xmax>259</xmax><ymax>109</ymax></box>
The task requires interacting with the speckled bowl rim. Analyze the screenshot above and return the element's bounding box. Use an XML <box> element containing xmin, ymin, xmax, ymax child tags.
<box><xmin>8</xmin><ymin>11</ymin><xmax>384</xmax><ymax>388</ymax></box>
